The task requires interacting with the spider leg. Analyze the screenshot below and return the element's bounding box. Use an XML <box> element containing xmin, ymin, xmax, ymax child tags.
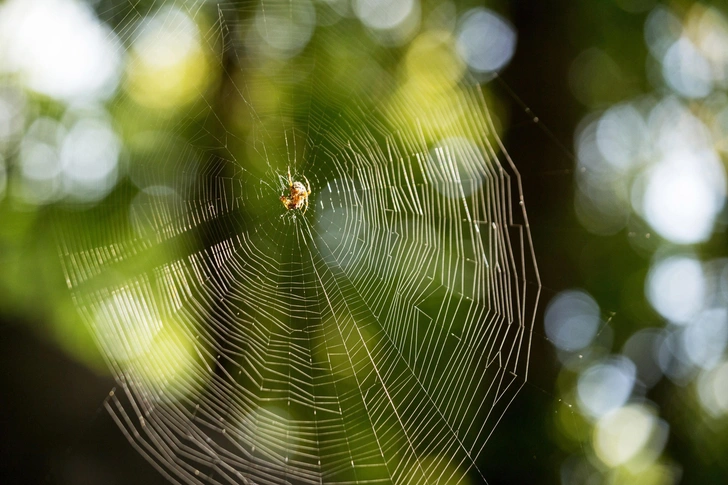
<box><xmin>302</xmin><ymin>197</ymin><xmax>308</xmax><ymax>214</ymax></box>
<box><xmin>287</xmin><ymin>166</ymin><xmax>293</xmax><ymax>187</ymax></box>
<box><xmin>303</xmin><ymin>175</ymin><xmax>311</xmax><ymax>195</ymax></box>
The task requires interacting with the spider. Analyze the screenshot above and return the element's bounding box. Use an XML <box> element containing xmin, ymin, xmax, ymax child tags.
<box><xmin>280</xmin><ymin>167</ymin><xmax>311</xmax><ymax>214</ymax></box>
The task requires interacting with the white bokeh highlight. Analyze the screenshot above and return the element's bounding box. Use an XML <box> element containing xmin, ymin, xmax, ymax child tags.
<box><xmin>134</xmin><ymin>6</ymin><xmax>201</xmax><ymax>68</ymax></box>
<box><xmin>17</xmin><ymin>111</ymin><xmax>121</xmax><ymax>205</ymax></box>
<box><xmin>456</xmin><ymin>8</ymin><xmax>516</xmax><ymax>75</ymax></box>
<box><xmin>647</xmin><ymin>255</ymin><xmax>705</xmax><ymax>324</ymax></box>
<box><xmin>697</xmin><ymin>360</ymin><xmax>728</xmax><ymax>417</ymax></box>
<box><xmin>683</xmin><ymin>307</ymin><xmax>728</xmax><ymax>370</ymax></box>
<box><xmin>596</xmin><ymin>104</ymin><xmax>647</xmax><ymax>172</ymax></box>
<box><xmin>593</xmin><ymin>404</ymin><xmax>668</xmax><ymax>468</ymax></box>
<box><xmin>61</xmin><ymin>117</ymin><xmax>120</xmax><ymax>201</ymax></box>
<box><xmin>577</xmin><ymin>356</ymin><xmax>636</xmax><ymax>419</ymax></box>
<box><xmin>254</xmin><ymin>0</ymin><xmax>316</xmax><ymax>58</ymax></box>
<box><xmin>639</xmin><ymin>150</ymin><xmax>726</xmax><ymax>244</ymax></box>
<box><xmin>545</xmin><ymin>290</ymin><xmax>601</xmax><ymax>352</ymax></box>
<box><xmin>354</xmin><ymin>0</ymin><xmax>416</xmax><ymax>31</ymax></box>
<box><xmin>662</xmin><ymin>38</ymin><xmax>713</xmax><ymax>98</ymax></box>
<box><xmin>0</xmin><ymin>0</ymin><xmax>122</xmax><ymax>102</ymax></box>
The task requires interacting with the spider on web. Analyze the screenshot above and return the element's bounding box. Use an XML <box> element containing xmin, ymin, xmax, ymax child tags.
<box><xmin>280</xmin><ymin>167</ymin><xmax>311</xmax><ymax>214</ymax></box>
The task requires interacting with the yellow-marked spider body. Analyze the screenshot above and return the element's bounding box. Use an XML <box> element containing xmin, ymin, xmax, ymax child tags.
<box><xmin>280</xmin><ymin>167</ymin><xmax>311</xmax><ymax>214</ymax></box>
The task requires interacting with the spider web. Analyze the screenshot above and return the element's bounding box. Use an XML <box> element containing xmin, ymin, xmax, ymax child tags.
<box><xmin>59</xmin><ymin>1</ymin><xmax>540</xmax><ymax>483</ymax></box>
